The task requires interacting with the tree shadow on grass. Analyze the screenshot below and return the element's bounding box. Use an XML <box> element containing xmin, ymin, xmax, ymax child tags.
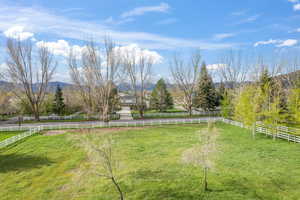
<box><xmin>0</xmin><ymin>153</ymin><xmax>54</xmax><ymax>173</ymax></box>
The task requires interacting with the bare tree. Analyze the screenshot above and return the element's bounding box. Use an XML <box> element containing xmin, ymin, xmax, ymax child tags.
<box><xmin>182</xmin><ymin>121</ymin><xmax>218</xmax><ymax>191</ymax></box>
<box><xmin>170</xmin><ymin>51</ymin><xmax>201</xmax><ymax>116</ymax></box>
<box><xmin>218</xmin><ymin>50</ymin><xmax>249</xmax><ymax>88</ymax></box>
<box><xmin>122</xmin><ymin>48</ymin><xmax>154</xmax><ymax>118</ymax></box>
<box><xmin>81</xmin><ymin>134</ymin><xmax>125</xmax><ymax>200</ymax></box>
<box><xmin>198</xmin><ymin>122</ymin><xmax>218</xmax><ymax>191</ymax></box>
<box><xmin>69</xmin><ymin>38</ymin><xmax>122</xmax><ymax>122</ymax></box>
<box><xmin>6</xmin><ymin>39</ymin><xmax>56</xmax><ymax>121</ymax></box>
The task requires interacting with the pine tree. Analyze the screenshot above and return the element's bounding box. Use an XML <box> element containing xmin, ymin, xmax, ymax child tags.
<box><xmin>216</xmin><ymin>82</ymin><xmax>226</xmax><ymax>107</ymax></box>
<box><xmin>221</xmin><ymin>89</ymin><xmax>233</xmax><ymax>118</ymax></box>
<box><xmin>150</xmin><ymin>79</ymin><xmax>173</xmax><ymax>112</ymax></box>
<box><xmin>194</xmin><ymin>62</ymin><xmax>217</xmax><ymax>111</ymax></box>
<box><xmin>52</xmin><ymin>85</ymin><xmax>65</xmax><ymax>115</ymax></box>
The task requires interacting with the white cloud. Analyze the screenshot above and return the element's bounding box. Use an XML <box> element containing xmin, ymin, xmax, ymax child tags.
<box><xmin>207</xmin><ymin>63</ymin><xmax>227</xmax><ymax>70</ymax></box>
<box><xmin>254</xmin><ymin>39</ymin><xmax>279</xmax><ymax>47</ymax></box>
<box><xmin>0</xmin><ymin>3</ymin><xmax>235</xmax><ymax>50</ymax></box>
<box><xmin>36</xmin><ymin>40</ymin><xmax>85</xmax><ymax>58</ymax></box>
<box><xmin>277</xmin><ymin>39</ymin><xmax>298</xmax><ymax>47</ymax></box>
<box><xmin>254</xmin><ymin>39</ymin><xmax>298</xmax><ymax>47</ymax></box>
<box><xmin>294</xmin><ymin>3</ymin><xmax>300</xmax><ymax>10</ymax></box>
<box><xmin>0</xmin><ymin>63</ymin><xmax>8</xmax><ymax>72</ymax></box>
<box><xmin>213</xmin><ymin>33</ymin><xmax>235</xmax><ymax>40</ymax></box>
<box><xmin>289</xmin><ymin>0</ymin><xmax>299</xmax><ymax>3</ymax></box>
<box><xmin>121</xmin><ymin>2</ymin><xmax>170</xmax><ymax>18</ymax></box>
<box><xmin>3</xmin><ymin>26</ymin><xmax>34</xmax><ymax>40</ymax></box>
<box><xmin>115</xmin><ymin>44</ymin><xmax>163</xmax><ymax>64</ymax></box>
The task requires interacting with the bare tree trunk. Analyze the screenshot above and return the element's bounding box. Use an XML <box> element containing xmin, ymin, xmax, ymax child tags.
<box><xmin>188</xmin><ymin>106</ymin><xmax>192</xmax><ymax>116</ymax></box>
<box><xmin>252</xmin><ymin>122</ymin><xmax>256</xmax><ymax>139</ymax></box>
<box><xmin>111</xmin><ymin>177</ymin><xmax>124</xmax><ymax>200</ymax></box>
<box><xmin>203</xmin><ymin>167</ymin><xmax>208</xmax><ymax>191</ymax></box>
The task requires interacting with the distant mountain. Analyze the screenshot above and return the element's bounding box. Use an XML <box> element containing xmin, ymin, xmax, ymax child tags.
<box><xmin>47</xmin><ymin>82</ymin><xmax>73</xmax><ymax>91</ymax></box>
<box><xmin>0</xmin><ymin>81</ymin><xmax>73</xmax><ymax>92</ymax></box>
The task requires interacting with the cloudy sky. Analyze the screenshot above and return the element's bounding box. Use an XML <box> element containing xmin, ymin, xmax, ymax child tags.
<box><xmin>0</xmin><ymin>0</ymin><xmax>300</xmax><ymax>82</ymax></box>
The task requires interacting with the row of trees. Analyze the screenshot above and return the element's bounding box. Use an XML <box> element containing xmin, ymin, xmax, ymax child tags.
<box><xmin>2</xmin><ymin>37</ymin><xmax>299</xmax><ymax>122</ymax></box>
<box><xmin>0</xmin><ymin>38</ymin><xmax>156</xmax><ymax>121</ymax></box>
<box><xmin>218</xmin><ymin>51</ymin><xmax>300</xmax><ymax>134</ymax></box>
<box><xmin>170</xmin><ymin>52</ymin><xmax>222</xmax><ymax>115</ymax></box>
<box><xmin>227</xmin><ymin>69</ymin><xmax>300</xmax><ymax>134</ymax></box>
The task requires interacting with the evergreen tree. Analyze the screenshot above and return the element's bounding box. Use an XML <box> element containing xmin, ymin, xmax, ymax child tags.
<box><xmin>257</xmin><ymin>69</ymin><xmax>287</xmax><ymax>123</ymax></box>
<box><xmin>221</xmin><ymin>89</ymin><xmax>233</xmax><ymax>118</ymax></box>
<box><xmin>150</xmin><ymin>78</ymin><xmax>173</xmax><ymax>112</ymax></box>
<box><xmin>216</xmin><ymin>82</ymin><xmax>226</xmax><ymax>107</ymax></box>
<box><xmin>288</xmin><ymin>88</ymin><xmax>300</xmax><ymax>124</ymax></box>
<box><xmin>194</xmin><ymin>62</ymin><xmax>217</xmax><ymax>111</ymax></box>
<box><xmin>52</xmin><ymin>85</ymin><xmax>65</xmax><ymax>115</ymax></box>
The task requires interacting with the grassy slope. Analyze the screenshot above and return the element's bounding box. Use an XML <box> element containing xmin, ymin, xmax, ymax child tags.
<box><xmin>0</xmin><ymin>131</ymin><xmax>24</xmax><ymax>141</ymax></box>
<box><xmin>0</xmin><ymin>124</ymin><xmax>300</xmax><ymax>200</ymax></box>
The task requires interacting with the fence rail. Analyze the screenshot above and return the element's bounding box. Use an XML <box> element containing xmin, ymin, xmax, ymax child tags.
<box><xmin>132</xmin><ymin>111</ymin><xmax>220</xmax><ymax>118</ymax></box>
<box><xmin>0</xmin><ymin>117</ymin><xmax>220</xmax><ymax>148</ymax></box>
<box><xmin>9</xmin><ymin>114</ymin><xmax>120</xmax><ymax>121</ymax></box>
<box><xmin>0</xmin><ymin>127</ymin><xmax>41</xmax><ymax>148</ymax></box>
<box><xmin>1</xmin><ymin>117</ymin><xmax>299</xmax><ymax>149</ymax></box>
<box><xmin>221</xmin><ymin>118</ymin><xmax>300</xmax><ymax>143</ymax></box>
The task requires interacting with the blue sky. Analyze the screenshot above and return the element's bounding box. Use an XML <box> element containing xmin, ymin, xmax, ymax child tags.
<box><xmin>0</xmin><ymin>0</ymin><xmax>300</xmax><ymax>81</ymax></box>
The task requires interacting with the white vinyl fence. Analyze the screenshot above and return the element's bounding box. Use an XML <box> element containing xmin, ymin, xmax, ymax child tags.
<box><xmin>0</xmin><ymin>126</ymin><xmax>42</xmax><ymax>148</ymax></box>
<box><xmin>221</xmin><ymin>118</ymin><xmax>300</xmax><ymax>143</ymax></box>
<box><xmin>1</xmin><ymin>117</ymin><xmax>299</xmax><ymax>149</ymax></box>
<box><xmin>0</xmin><ymin>117</ymin><xmax>220</xmax><ymax>148</ymax></box>
<box><xmin>11</xmin><ymin>114</ymin><xmax>120</xmax><ymax>122</ymax></box>
<box><xmin>132</xmin><ymin>111</ymin><xmax>220</xmax><ymax>118</ymax></box>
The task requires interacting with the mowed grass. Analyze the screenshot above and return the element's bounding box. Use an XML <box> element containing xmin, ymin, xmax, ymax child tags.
<box><xmin>0</xmin><ymin>123</ymin><xmax>300</xmax><ymax>200</ymax></box>
<box><xmin>0</xmin><ymin>131</ymin><xmax>24</xmax><ymax>141</ymax></box>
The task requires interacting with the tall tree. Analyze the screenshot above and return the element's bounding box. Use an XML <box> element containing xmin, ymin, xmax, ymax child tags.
<box><xmin>194</xmin><ymin>62</ymin><xmax>218</xmax><ymax>111</ymax></box>
<box><xmin>170</xmin><ymin>51</ymin><xmax>201</xmax><ymax>116</ymax></box>
<box><xmin>69</xmin><ymin>38</ymin><xmax>122</xmax><ymax>122</ymax></box>
<box><xmin>234</xmin><ymin>85</ymin><xmax>260</xmax><ymax>138</ymax></box>
<box><xmin>288</xmin><ymin>88</ymin><xmax>300</xmax><ymax>124</ymax></box>
<box><xmin>150</xmin><ymin>78</ymin><xmax>173</xmax><ymax>112</ymax></box>
<box><xmin>220</xmin><ymin>88</ymin><xmax>233</xmax><ymax>119</ymax></box>
<box><xmin>52</xmin><ymin>85</ymin><xmax>65</xmax><ymax>115</ymax></box>
<box><xmin>6</xmin><ymin>39</ymin><xmax>56</xmax><ymax>121</ymax></box>
<box><xmin>122</xmin><ymin>47</ymin><xmax>155</xmax><ymax>118</ymax></box>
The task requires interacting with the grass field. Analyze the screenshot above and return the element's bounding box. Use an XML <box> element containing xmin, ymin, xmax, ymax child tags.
<box><xmin>132</xmin><ymin>114</ymin><xmax>220</xmax><ymax>120</ymax></box>
<box><xmin>0</xmin><ymin>131</ymin><xmax>24</xmax><ymax>141</ymax></box>
<box><xmin>131</xmin><ymin>108</ymin><xmax>185</xmax><ymax>114</ymax></box>
<box><xmin>0</xmin><ymin>123</ymin><xmax>300</xmax><ymax>200</ymax></box>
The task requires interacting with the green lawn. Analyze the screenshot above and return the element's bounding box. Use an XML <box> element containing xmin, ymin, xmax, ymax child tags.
<box><xmin>0</xmin><ymin>124</ymin><xmax>300</xmax><ymax>200</ymax></box>
<box><xmin>23</xmin><ymin>118</ymin><xmax>99</xmax><ymax>124</ymax></box>
<box><xmin>132</xmin><ymin>114</ymin><xmax>220</xmax><ymax>119</ymax></box>
<box><xmin>131</xmin><ymin>108</ymin><xmax>185</xmax><ymax>114</ymax></box>
<box><xmin>0</xmin><ymin>131</ymin><xmax>24</xmax><ymax>141</ymax></box>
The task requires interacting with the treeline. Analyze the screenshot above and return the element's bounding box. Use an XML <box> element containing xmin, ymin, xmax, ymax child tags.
<box><xmin>1</xmin><ymin>37</ymin><xmax>299</xmax><ymax>123</ymax></box>
<box><xmin>223</xmin><ymin>69</ymin><xmax>300</xmax><ymax>128</ymax></box>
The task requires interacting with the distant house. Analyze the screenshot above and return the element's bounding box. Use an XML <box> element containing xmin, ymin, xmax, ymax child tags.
<box><xmin>119</xmin><ymin>93</ymin><xmax>136</xmax><ymax>106</ymax></box>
